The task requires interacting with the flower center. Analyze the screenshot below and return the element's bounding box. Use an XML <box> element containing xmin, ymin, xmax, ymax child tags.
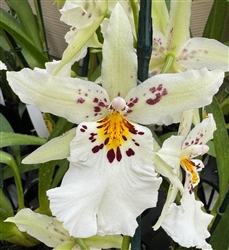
<box><xmin>89</xmin><ymin>110</ymin><xmax>144</xmax><ymax>163</ymax></box>
<box><xmin>180</xmin><ymin>158</ymin><xmax>199</xmax><ymax>185</ymax></box>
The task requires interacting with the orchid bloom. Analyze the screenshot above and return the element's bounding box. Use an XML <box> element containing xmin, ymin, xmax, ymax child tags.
<box><xmin>5</xmin><ymin>208</ymin><xmax>122</xmax><ymax>250</ymax></box>
<box><xmin>150</xmin><ymin>0</ymin><xmax>229</xmax><ymax>75</ymax></box>
<box><xmin>56</xmin><ymin>0</ymin><xmax>137</xmax><ymax>74</ymax></box>
<box><xmin>7</xmin><ymin>3</ymin><xmax>224</xmax><ymax>238</ymax></box>
<box><xmin>153</xmin><ymin>114</ymin><xmax>216</xmax><ymax>249</ymax></box>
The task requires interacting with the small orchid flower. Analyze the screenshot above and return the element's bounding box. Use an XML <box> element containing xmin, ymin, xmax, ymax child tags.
<box><xmin>150</xmin><ymin>0</ymin><xmax>229</xmax><ymax>75</ymax></box>
<box><xmin>153</xmin><ymin>114</ymin><xmax>216</xmax><ymax>249</ymax></box>
<box><xmin>5</xmin><ymin>208</ymin><xmax>122</xmax><ymax>250</ymax></box>
<box><xmin>7</xmin><ymin>3</ymin><xmax>224</xmax><ymax>238</ymax></box>
<box><xmin>56</xmin><ymin>0</ymin><xmax>137</xmax><ymax>75</ymax></box>
<box><xmin>53</xmin><ymin>0</ymin><xmax>108</xmax><ymax>75</ymax></box>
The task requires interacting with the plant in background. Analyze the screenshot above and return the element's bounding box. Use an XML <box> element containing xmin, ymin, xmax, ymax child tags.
<box><xmin>0</xmin><ymin>0</ymin><xmax>229</xmax><ymax>250</ymax></box>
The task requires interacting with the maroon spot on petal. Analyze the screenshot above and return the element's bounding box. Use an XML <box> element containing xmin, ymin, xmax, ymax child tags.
<box><xmin>85</xmin><ymin>93</ymin><xmax>88</xmax><ymax>96</ymax></box>
<box><xmin>126</xmin><ymin>148</ymin><xmax>135</xmax><ymax>157</ymax></box>
<box><xmin>133</xmin><ymin>97</ymin><xmax>138</xmax><ymax>103</ymax></box>
<box><xmin>116</xmin><ymin>147</ymin><xmax>122</xmax><ymax>162</ymax></box>
<box><xmin>80</xmin><ymin>128</ymin><xmax>85</xmax><ymax>132</ymax></box>
<box><xmin>82</xmin><ymin>125</ymin><xmax>87</xmax><ymax>129</ymax></box>
<box><xmin>92</xmin><ymin>144</ymin><xmax>104</xmax><ymax>153</ymax></box>
<box><xmin>157</xmin><ymin>84</ymin><xmax>163</xmax><ymax>91</ymax></box>
<box><xmin>128</xmin><ymin>103</ymin><xmax>134</xmax><ymax>108</ymax></box>
<box><xmin>89</xmin><ymin>133</ymin><xmax>97</xmax><ymax>141</ymax></box>
<box><xmin>104</xmin><ymin>137</ymin><xmax>109</xmax><ymax>145</ymax></box>
<box><xmin>88</xmin><ymin>14</ymin><xmax>91</xmax><ymax>18</ymax></box>
<box><xmin>94</xmin><ymin>106</ymin><xmax>101</xmax><ymax>112</ymax></box>
<box><xmin>93</xmin><ymin>98</ymin><xmax>98</xmax><ymax>103</ymax></box>
<box><xmin>138</xmin><ymin>131</ymin><xmax>144</xmax><ymax>135</ymax></box>
<box><xmin>82</xmin><ymin>12</ymin><xmax>86</xmax><ymax>16</ymax></box>
<box><xmin>150</xmin><ymin>87</ymin><xmax>156</xmax><ymax>93</ymax></box>
<box><xmin>162</xmin><ymin>88</ymin><xmax>168</xmax><ymax>96</ymax></box>
<box><xmin>98</xmin><ymin>102</ymin><xmax>105</xmax><ymax>107</ymax></box>
<box><xmin>107</xmin><ymin>149</ymin><xmax>115</xmax><ymax>163</ymax></box>
<box><xmin>122</xmin><ymin>135</ymin><xmax>127</xmax><ymax>141</ymax></box>
<box><xmin>77</xmin><ymin>98</ymin><xmax>85</xmax><ymax>104</ymax></box>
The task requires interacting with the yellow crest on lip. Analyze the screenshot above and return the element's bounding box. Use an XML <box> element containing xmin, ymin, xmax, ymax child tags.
<box><xmin>81</xmin><ymin>111</ymin><xmax>145</xmax><ymax>163</ymax></box>
<box><xmin>180</xmin><ymin>158</ymin><xmax>199</xmax><ymax>185</ymax></box>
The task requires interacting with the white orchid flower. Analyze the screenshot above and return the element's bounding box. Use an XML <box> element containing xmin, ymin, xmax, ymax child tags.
<box><xmin>5</xmin><ymin>208</ymin><xmax>122</xmax><ymax>250</ymax></box>
<box><xmin>150</xmin><ymin>0</ymin><xmax>229</xmax><ymax>75</ymax></box>
<box><xmin>53</xmin><ymin>0</ymin><xmax>108</xmax><ymax>75</ymax></box>
<box><xmin>154</xmin><ymin>114</ymin><xmax>216</xmax><ymax>249</ymax></box>
<box><xmin>57</xmin><ymin>0</ymin><xmax>137</xmax><ymax>75</ymax></box>
<box><xmin>7</xmin><ymin>3</ymin><xmax>224</xmax><ymax>238</ymax></box>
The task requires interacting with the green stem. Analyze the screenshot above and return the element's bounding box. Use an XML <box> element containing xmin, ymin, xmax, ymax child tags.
<box><xmin>76</xmin><ymin>238</ymin><xmax>90</xmax><ymax>250</ymax></box>
<box><xmin>121</xmin><ymin>235</ymin><xmax>131</xmax><ymax>250</ymax></box>
<box><xmin>160</xmin><ymin>54</ymin><xmax>175</xmax><ymax>74</ymax></box>
<box><xmin>0</xmin><ymin>151</ymin><xmax>24</xmax><ymax>210</ymax></box>
<box><xmin>33</xmin><ymin>0</ymin><xmax>50</xmax><ymax>61</ymax></box>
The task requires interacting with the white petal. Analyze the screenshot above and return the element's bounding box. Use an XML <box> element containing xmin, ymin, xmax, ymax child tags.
<box><xmin>22</xmin><ymin>128</ymin><xmax>76</xmax><ymax>164</ymax></box>
<box><xmin>125</xmin><ymin>68</ymin><xmax>224</xmax><ymax>125</ymax></box>
<box><xmin>48</xmin><ymin>114</ymin><xmax>161</xmax><ymax>237</ymax></box>
<box><xmin>162</xmin><ymin>183</ymin><xmax>213</xmax><ymax>249</ymax></box>
<box><xmin>7</xmin><ymin>68</ymin><xmax>110</xmax><ymax>124</ymax></box>
<box><xmin>182</xmin><ymin>114</ymin><xmax>216</xmax><ymax>149</ymax></box>
<box><xmin>0</xmin><ymin>60</ymin><xmax>7</xmax><ymax>70</ymax></box>
<box><xmin>156</xmin><ymin>135</ymin><xmax>183</xmax><ymax>173</ymax></box>
<box><xmin>45</xmin><ymin>60</ymin><xmax>72</xmax><ymax>77</ymax></box>
<box><xmin>153</xmin><ymin>154</ymin><xmax>183</xmax><ymax>192</ymax></box>
<box><xmin>5</xmin><ymin>208</ymin><xmax>73</xmax><ymax>248</ymax></box>
<box><xmin>149</xmin><ymin>28</ymin><xmax>168</xmax><ymax>76</ymax></box>
<box><xmin>102</xmin><ymin>3</ymin><xmax>137</xmax><ymax>100</ymax></box>
<box><xmin>60</xmin><ymin>0</ymin><xmax>108</xmax><ymax>29</ymax></box>
<box><xmin>166</xmin><ymin>0</ymin><xmax>191</xmax><ymax>54</ymax></box>
<box><xmin>181</xmin><ymin>145</ymin><xmax>209</xmax><ymax>160</ymax></box>
<box><xmin>152</xmin><ymin>1</ymin><xmax>168</xmax><ymax>35</ymax></box>
<box><xmin>178</xmin><ymin>109</ymin><xmax>194</xmax><ymax>137</ymax></box>
<box><xmin>153</xmin><ymin>184</ymin><xmax>179</xmax><ymax>230</ymax></box>
<box><xmin>177</xmin><ymin>37</ymin><xmax>229</xmax><ymax>72</ymax></box>
<box><xmin>108</xmin><ymin>0</ymin><xmax>137</xmax><ymax>39</ymax></box>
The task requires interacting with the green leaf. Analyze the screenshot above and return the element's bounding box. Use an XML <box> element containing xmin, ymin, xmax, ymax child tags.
<box><xmin>0</xmin><ymin>188</ymin><xmax>14</xmax><ymax>217</ymax></box>
<box><xmin>0</xmin><ymin>113</ymin><xmax>14</xmax><ymax>132</ymax></box>
<box><xmin>51</xmin><ymin>159</ymin><xmax>69</xmax><ymax>188</ymax></box>
<box><xmin>37</xmin><ymin>161</ymin><xmax>56</xmax><ymax>215</ymax></box>
<box><xmin>210</xmin><ymin>203</ymin><xmax>229</xmax><ymax>249</ymax></box>
<box><xmin>0</xmin><ymin>132</ymin><xmax>46</xmax><ymax>148</ymax></box>
<box><xmin>0</xmin><ymin>114</ymin><xmax>21</xmax><ymax>164</ymax></box>
<box><xmin>203</xmin><ymin>0</ymin><xmax>229</xmax><ymax>40</ymax></box>
<box><xmin>0</xmin><ymin>8</ymin><xmax>47</xmax><ymax>67</ymax></box>
<box><xmin>5</xmin><ymin>0</ymin><xmax>43</xmax><ymax>50</ymax></box>
<box><xmin>206</xmin><ymin>97</ymin><xmax>229</xmax><ymax>204</ymax></box>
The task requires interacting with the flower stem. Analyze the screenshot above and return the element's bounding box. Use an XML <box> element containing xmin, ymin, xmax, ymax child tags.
<box><xmin>76</xmin><ymin>238</ymin><xmax>90</xmax><ymax>250</ymax></box>
<box><xmin>160</xmin><ymin>54</ymin><xmax>175</xmax><ymax>74</ymax></box>
<box><xmin>0</xmin><ymin>151</ymin><xmax>24</xmax><ymax>210</ymax></box>
<box><xmin>121</xmin><ymin>235</ymin><xmax>131</xmax><ymax>250</ymax></box>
